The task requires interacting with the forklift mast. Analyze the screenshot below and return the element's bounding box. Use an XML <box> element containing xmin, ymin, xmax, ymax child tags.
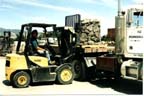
<box><xmin>55</xmin><ymin>27</ymin><xmax>77</xmax><ymax>59</ymax></box>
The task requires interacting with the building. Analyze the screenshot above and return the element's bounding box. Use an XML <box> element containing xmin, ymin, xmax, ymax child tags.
<box><xmin>107</xmin><ymin>28</ymin><xmax>115</xmax><ymax>41</ymax></box>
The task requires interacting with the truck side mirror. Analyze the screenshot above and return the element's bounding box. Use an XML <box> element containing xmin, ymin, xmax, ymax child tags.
<box><xmin>127</xmin><ymin>9</ymin><xmax>133</xmax><ymax>25</ymax></box>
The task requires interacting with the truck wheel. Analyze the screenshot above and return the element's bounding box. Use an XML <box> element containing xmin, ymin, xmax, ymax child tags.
<box><xmin>12</xmin><ymin>71</ymin><xmax>30</xmax><ymax>88</ymax></box>
<box><xmin>56</xmin><ymin>64</ymin><xmax>74</xmax><ymax>84</ymax></box>
<box><xmin>72</xmin><ymin>60</ymin><xmax>86</xmax><ymax>81</ymax></box>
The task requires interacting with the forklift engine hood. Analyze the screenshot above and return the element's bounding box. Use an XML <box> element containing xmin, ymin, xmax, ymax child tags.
<box><xmin>6</xmin><ymin>53</ymin><xmax>49</xmax><ymax>68</ymax></box>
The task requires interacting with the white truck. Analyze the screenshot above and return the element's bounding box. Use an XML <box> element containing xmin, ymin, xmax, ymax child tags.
<box><xmin>115</xmin><ymin>4</ymin><xmax>143</xmax><ymax>80</ymax></box>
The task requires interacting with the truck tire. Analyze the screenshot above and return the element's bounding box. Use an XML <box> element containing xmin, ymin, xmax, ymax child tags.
<box><xmin>56</xmin><ymin>64</ymin><xmax>74</xmax><ymax>84</ymax></box>
<box><xmin>12</xmin><ymin>71</ymin><xmax>31</xmax><ymax>88</ymax></box>
<box><xmin>72</xmin><ymin>60</ymin><xmax>86</xmax><ymax>81</ymax></box>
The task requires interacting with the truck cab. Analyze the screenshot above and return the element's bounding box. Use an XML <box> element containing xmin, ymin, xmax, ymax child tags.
<box><xmin>115</xmin><ymin>6</ymin><xmax>143</xmax><ymax>81</ymax></box>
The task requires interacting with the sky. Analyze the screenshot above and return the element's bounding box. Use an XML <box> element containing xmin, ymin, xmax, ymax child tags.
<box><xmin>0</xmin><ymin>0</ymin><xmax>143</xmax><ymax>36</ymax></box>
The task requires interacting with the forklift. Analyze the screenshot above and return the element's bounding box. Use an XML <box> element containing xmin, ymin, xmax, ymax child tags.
<box><xmin>0</xmin><ymin>31</ymin><xmax>12</xmax><ymax>56</ymax></box>
<box><xmin>5</xmin><ymin>23</ymin><xmax>75</xmax><ymax>88</ymax></box>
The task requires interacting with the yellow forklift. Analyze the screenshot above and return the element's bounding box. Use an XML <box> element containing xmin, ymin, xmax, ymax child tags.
<box><xmin>5</xmin><ymin>23</ymin><xmax>75</xmax><ymax>88</ymax></box>
<box><xmin>0</xmin><ymin>31</ymin><xmax>12</xmax><ymax>56</ymax></box>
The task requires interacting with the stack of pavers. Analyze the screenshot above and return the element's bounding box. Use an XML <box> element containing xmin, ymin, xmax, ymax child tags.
<box><xmin>77</xmin><ymin>19</ymin><xmax>100</xmax><ymax>45</ymax></box>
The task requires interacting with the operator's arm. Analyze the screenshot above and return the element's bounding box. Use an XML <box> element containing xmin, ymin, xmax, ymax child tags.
<box><xmin>37</xmin><ymin>46</ymin><xmax>44</xmax><ymax>51</ymax></box>
<box><xmin>32</xmin><ymin>40</ymin><xmax>45</xmax><ymax>51</ymax></box>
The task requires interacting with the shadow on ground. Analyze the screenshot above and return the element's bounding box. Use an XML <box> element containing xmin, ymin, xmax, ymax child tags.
<box><xmin>89</xmin><ymin>78</ymin><xmax>142</xmax><ymax>95</ymax></box>
<box><xmin>3</xmin><ymin>80</ymin><xmax>11</xmax><ymax>86</ymax></box>
<box><xmin>3</xmin><ymin>79</ymin><xmax>142</xmax><ymax>94</ymax></box>
<box><xmin>30</xmin><ymin>81</ymin><xmax>55</xmax><ymax>86</ymax></box>
<box><xmin>3</xmin><ymin>80</ymin><xmax>62</xmax><ymax>87</ymax></box>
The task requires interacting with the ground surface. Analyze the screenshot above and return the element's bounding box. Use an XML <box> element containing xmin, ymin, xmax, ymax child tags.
<box><xmin>0</xmin><ymin>57</ymin><xmax>142</xmax><ymax>95</ymax></box>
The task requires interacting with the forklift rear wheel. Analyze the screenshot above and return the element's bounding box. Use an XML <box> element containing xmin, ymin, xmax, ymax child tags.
<box><xmin>12</xmin><ymin>71</ymin><xmax>30</xmax><ymax>88</ymax></box>
<box><xmin>56</xmin><ymin>64</ymin><xmax>74</xmax><ymax>84</ymax></box>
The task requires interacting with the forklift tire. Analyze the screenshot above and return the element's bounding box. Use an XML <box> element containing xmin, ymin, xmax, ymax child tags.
<box><xmin>56</xmin><ymin>64</ymin><xmax>74</xmax><ymax>84</ymax></box>
<box><xmin>72</xmin><ymin>60</ymin><xmax>86</xmax><ymax>81</ymax></box>
<box><xmin>12</xmin><ymin>71</ymin><xmax>31</xmax><ymax>88</ymax></box>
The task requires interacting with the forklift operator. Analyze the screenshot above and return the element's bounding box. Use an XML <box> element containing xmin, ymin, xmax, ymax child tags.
<box><xmin>31</xmin><ymin>30</ymin><xmax>44</xmax><ymax>51</ymax></box>
<box><xmin>31</xmin><ymin>30</ymin><xmax>55</xmax><ymax>64</ymax></box>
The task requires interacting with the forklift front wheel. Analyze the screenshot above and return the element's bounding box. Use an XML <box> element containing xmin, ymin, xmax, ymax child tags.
<box><xmin>12</xmin><ymin>71</ymin><xmax>31</xmax><ymax>88</ymax></box>
<box><xmin>56</xmin><ymin>64</ymin><xmax>74</xmax><ymax>84</ymax></box>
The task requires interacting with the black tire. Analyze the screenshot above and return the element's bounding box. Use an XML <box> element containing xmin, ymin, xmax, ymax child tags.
<box><xmin>11</xmin><ymin>71</ymin><xmax>30</xmax><ymax>88</ymax></box>
<box><xmin>72</xmin><ymin>60</ymin><xmax>86</xmax><ymax>81</ymax></box>
<box><xmin>56</xmin><ymin>64</ymin><xmax>74</xmax><ymax>84</ymax></box>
